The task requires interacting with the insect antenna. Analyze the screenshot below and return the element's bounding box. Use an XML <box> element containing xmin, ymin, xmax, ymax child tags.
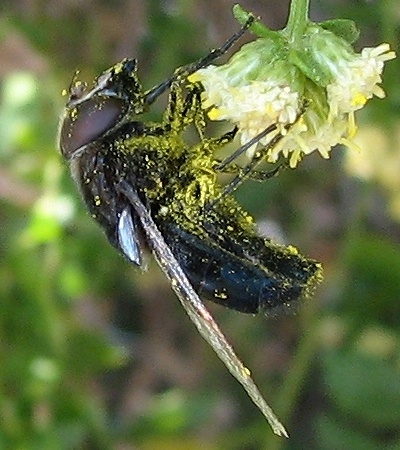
<box><xmin>144</xmin><ymin>15</ymin><xmax>256</xmax><ymax>105</ymax></box>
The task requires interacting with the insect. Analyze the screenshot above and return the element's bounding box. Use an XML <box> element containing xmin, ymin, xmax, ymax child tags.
<box><xmin>59</xmin><ymin>16</ymin><xmax>322</xmax><ymax>436</ymax></box>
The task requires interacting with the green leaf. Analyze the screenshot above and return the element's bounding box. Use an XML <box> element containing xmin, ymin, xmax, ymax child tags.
<box><xmin>316</xmin><ymin>414</ymin><xmax>384</xmax><ymax>450</ymax></box>
<box><xmin>340</xmin><ymin>234</ymin><xmax>400</xmax><ymax>329</ymax></box>
<box><xmin>323</xmin><ymin>349</ymin><xmax>400</xmax><ymax>430</ymax></box>
<box><xmin>319</xmin><ymin>19</ymin><xmax>360</xmax><ymax>44</ymax></box>
<box><xmin>64</xmin><ymin>330</ymin><xmax>127</xmax><ymax>376</ymax></box>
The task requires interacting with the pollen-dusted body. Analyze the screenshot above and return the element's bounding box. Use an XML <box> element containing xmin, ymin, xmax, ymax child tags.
<box><xmin>59</xmin><ymin>58</ymin><xmax>321</xmax><ymax>315</ymax></box>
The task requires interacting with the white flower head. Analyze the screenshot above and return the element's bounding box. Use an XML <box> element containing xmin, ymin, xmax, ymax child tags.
<box><xmin>190</xmin><ymin>10</ymin><xmax>396</xmax><ymax>167</ymax></box>
<box><xmin>327</xmin><ymin>43</ymin><xmax>396</xmax><ymax>118</ymax></box>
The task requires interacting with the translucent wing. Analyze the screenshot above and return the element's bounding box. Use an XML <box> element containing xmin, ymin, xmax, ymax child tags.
<box><xmin>117</xmin><ymin>181</ymin><xmax>288</xmax><ymax>437</ymax></box>
<box><xmin>118</xmin><ymin>206</ymin><xmax>142</xmax><ymax>266</ymax></box>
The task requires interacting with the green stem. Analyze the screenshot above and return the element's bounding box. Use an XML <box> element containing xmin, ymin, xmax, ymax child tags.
<box><xmin>285</xmin><ymin>0</ymin><xmax>310</xmax><ymax>42</ymax></box>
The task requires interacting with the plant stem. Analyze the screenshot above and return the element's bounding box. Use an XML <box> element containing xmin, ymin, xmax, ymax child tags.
<box><xmin>285</xmin><ymin>0</ymin><xmax>310</xmax><ymax>42</ymax></box>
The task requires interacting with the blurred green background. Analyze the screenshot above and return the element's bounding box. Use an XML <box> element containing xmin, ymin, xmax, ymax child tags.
<box><xmin>1</xmin><ymin>0</ymin><xmax>400</xmax><ymax>449</ymax></box>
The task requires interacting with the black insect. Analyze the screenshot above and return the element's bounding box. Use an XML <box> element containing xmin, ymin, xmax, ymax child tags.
<box><xmin>59</xmin><ymin>17</ymin><xmax>321</xmax><ymax>436</ymax></box>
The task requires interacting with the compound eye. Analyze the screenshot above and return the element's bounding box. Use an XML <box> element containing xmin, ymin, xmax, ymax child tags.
<box><xmin>59</xmin><ymin>95</ymin><xmax>124</xmax><ymax>159</ymax></box>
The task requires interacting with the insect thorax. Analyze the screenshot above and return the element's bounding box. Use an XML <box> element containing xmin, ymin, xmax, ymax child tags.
<box><xmin>81</xmin><ymin>117</ymin><xmax>257</xmax><ymax>243</ymax></box>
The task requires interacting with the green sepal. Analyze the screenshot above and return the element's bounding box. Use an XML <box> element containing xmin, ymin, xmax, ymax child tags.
<box><xmin>288</xmin><ymin>46</ymin><xmax>333</xmax><ymax>88</ymax></box>
<box><xmin>319</xmin><ymin>19</ymin><xmax>360</xmax><ymax>44</ymax></box>
<box><xmin>288</xmin><ymin>23</ymin><xmax>357</xmax><ymax>88</ymax></box>
<box><xmin>233</xmin><ymin>4</ymin><xmax>283</xmax><ymax>42</ymax></box>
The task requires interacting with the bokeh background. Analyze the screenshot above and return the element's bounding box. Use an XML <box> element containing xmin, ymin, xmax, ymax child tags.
<box><xmin>1</xmin><ymin>0</ymin><xmax>400</xmax><ymax>449</ymax></box>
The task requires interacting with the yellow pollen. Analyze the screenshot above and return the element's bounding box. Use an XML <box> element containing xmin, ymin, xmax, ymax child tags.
<box><xmin>242</xmin><ymin>366</ymin><xmax>251</xmax><ymax>377</ymax></box>
<box><xmin>265</xmin><ymin>103</ymin><xmax>275</xmax><ymax>116</ymax></box>
<box><xmin>208</xmin><ymin>108</ymin><xmax>222</xmax><ymax>120</ymax></box>
<box><xmin>187</xmin><ymin>73</ymin><xmax>201</xmax><ymax>83</ymax></box>
<box><xmin>351</xmin><ymin>93</ymin><xmax>367</xmax><ymax>108</ymax></box>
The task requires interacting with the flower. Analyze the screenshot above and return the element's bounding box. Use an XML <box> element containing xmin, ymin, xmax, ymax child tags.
<box><xmin>326</xmin><ymin>44</ymin><xmax>395</xmax><ymax>118</ymax></box>
<box><xmin>189</xmin><ymin>8</ymin><xmax>396</xmax><ymax>168</ymax></box>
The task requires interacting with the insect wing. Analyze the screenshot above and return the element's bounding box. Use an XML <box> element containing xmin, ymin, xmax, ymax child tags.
<box><xmin>118</xmin><ymin>206</ymin><xmax>142</xmax><ymax>266</ymax></box>
<box><xmin>117</xmin><ymin>181</ymin><xmax>288</xmax><ymax>437</ymax></box>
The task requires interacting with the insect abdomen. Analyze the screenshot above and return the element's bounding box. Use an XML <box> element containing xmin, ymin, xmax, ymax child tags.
<box><xmin>161</xmin><ymin>223</ymin><xmax>311</xmax><ymax>315</ymax></box>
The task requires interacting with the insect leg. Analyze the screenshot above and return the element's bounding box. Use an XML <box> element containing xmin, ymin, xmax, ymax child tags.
<box><xmin>204</xmin><ymin>127</ymin><xmax>282</xmax><ymax>183</ymax></box>
<box><xmin>204</xmin><ymin>129</ymin><xmax>288</xmax><ymax>211</ymax></box>
<box><xmin>164</xmin><ymin>82</ymin><xmax>205</xmax><ymax>135</ymax></box>
<box><xmin>216</xmin><ymin>160</ymin><xmax>285</xmax><ymax>181</ymax></box>
<box><xmin>207</xmin><ymin>102</ymin><xmax>308</xmax><ymax>209</ymax></box>
<box><xmin>116</xmin><ymin>180</ymin><xmax>288</xmax><ymax>437</ymax></box>
<box><xmin>210</xmin><ymin>127</ymin><xmax>239</xmax><ymax>147</ymax></box>
<box><xmin>215</xmin><ymin>123</ymin><xmax>278</xmax><ymax>171</ymax></box>
<box><xmin>181</xmin><ymin>84</ymin><xmax>206</xmax><ymax>136</ymax></box>
<box><xmin>144</xmin><ymin>15</ymin><xmax>255</xmax><ymax>105</ymax></box>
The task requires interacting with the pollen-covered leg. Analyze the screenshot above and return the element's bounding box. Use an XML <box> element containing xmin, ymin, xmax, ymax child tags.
<box><xmin>203</xmin><ymin>127</ymin><xmax>287</xmax><ymax>211</ymax></box>
<box><xmin>193</xmin><ymin>127</ymin><xmax>238</xmax><ymax>166</ymax></box>
<box><xmin>164</xmin><ymin>82</ymin><xmax>205</xmax><ymax>135</ymax></box>
<box><xmin>209</xmin><ymin>127</ymin><xmax>238</xmax><ymax>147</ymax></box>
<box><xmin>210</xmin><ymin>102</ymin><xmax>308</xmax><ymax>201</ymax></box>
<box><xmin>182</xmin><ymin>84</ymin><xmax>206</xmax><ymax>137</ymax></box>
<box><xmin>212</xmin><ymin>108</ymin><xmax>308</xmax><ymax>203</ymax></box>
